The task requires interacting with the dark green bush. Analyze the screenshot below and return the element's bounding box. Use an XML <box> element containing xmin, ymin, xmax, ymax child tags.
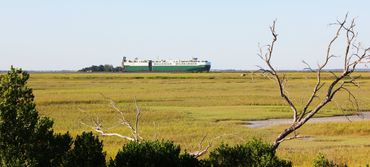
<box><xmin>206</xmin><ymin>139</ymin><xmax>292</xmax><ymax>167</ymax></box>
<box><xmin>0</xmin><ymin>67</ymin><xmax>72</xmax><ymax>166</ymax></box>
<box><xmin>79</xmin><ymin>64</ymin><xmax>123</xmax><ymax>72</ymax></box>
<box><xmin>109</xmin><ymin>140</ymin><xmax>201</xmax><ymax>167</ymax></box>
<box><xmin>178</xmin><ymin>153</ymin><xmax>205</xmax><ymax>167</ymax></box>
<box><xmin>65</xmin><ymin>132</ymin><xmax>106</xmax><ymax>167</ymax></box>
<box><xmin>313</xmin><ymin>153</ymin><xmax>348</xmax><ymax>167</ymax></box>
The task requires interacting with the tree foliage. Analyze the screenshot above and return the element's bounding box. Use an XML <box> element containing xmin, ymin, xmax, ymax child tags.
<box><xmin>79</xmin><ymin>64</ymin><xmax>123</xmax><ymax>72</ymax></box>
<box><xmin>0</xmin><ymin>67</ymin><xmax>72</xmax><ymax>166</ymax></box>
<box><xmin>65</xmin><ymin>132</ymin><xmax>106</xmax><ymax>167</ymax></box>
<box><xmin>206</xmin><ymin>139</ymin><xmax>291</xmax><ymax>167</ymax></box>
<box><xmin>109</xmin><ymin>140</ymin><xmax>202</xmax><ymax>167</ymax></box>
<box><xmin>313</xmin><ymin>153</ymin><xmax>348</xmax><ymax>167</ymax></box>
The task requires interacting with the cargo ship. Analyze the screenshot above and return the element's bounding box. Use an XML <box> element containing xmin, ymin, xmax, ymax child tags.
<box><xmin>121</xmin><ymin>57</ymin><xmax>211</xmax><ymax>72</ymax></box>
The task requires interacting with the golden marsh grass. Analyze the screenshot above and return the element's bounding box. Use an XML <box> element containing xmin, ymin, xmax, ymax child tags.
<box><xmin>26</xmin><ymin>72</ymin><xmax>370</xmax><ymax>166</ymax></box>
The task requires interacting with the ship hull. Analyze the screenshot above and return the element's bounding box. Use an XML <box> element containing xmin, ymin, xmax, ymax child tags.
<box><xmin>124</xmin><ymin>65</ymin><xmax>210</xmax><ymax>72</ymax></box>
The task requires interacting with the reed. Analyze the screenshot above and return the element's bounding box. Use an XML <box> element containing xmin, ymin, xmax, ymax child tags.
<box><xmin>27</xmin><ymin>72</ymin><xmax>370</xmax><ymax>166</ymax></box>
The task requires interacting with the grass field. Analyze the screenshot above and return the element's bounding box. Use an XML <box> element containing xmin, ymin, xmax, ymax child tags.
<box><xmin>27</xmin><ymin>72</ymin><xmax>370</xmax><ymax>166</ymax></box>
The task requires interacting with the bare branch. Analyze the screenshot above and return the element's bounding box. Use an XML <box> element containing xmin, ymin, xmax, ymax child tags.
<box><xmin>329</xmin><ymin>71</ymin><xmax>338</xmax><ymax>79</ymax></box>
<box><xmin>258</xmin><ymin>20</ymin><xmax>299</xmax><ymax>122</ymax></box>
<box><xmin>341</xmin><ymin>87</ymin><xmax>360</xmax><ymax>112</ymax></box>
<box><xmin>80</xmin><ymin>95</ymin><xmax>143</xmax><ymax>142</ymax></box>
<box><xmin>332</xmin><ymin>100</ymin><xmax>352</xmax><ymax>122</ymax></box>
<box><xmin>276</xmin><ymin>134</ymin><xmax>311</xmax><ymax>144</ymax></box>
<box><xmin>302</xmin><ymin>60</ymin><xmax>314</xmax><ymax>72</ymax></box>
<box><xmin>263</xmin><ymin>14</ymin><xmax>370</xmax><ymax>151</ymax></box>
<box><xmin>189</xmin><ymin>133</ymin><xmax>245</xmax><ymax>158</ymax></box>
<box><xmin>189</xmin><ymin>144</ymin><xmax>212</xmax><ymax>158</ymax></box>
<box><xmin>80</xmin><ymin>121</ymin><xmax>135</xmax><ymax>141</ymax></box>
<box><xmin>189</xmin><ymin>134</ymin><xmax>212</xmax><ymax>158</ymax></box>
<box><xmin>134</xmin><ymin>97</ymin><xmax>142</xmax><ymax>141</ymax></box>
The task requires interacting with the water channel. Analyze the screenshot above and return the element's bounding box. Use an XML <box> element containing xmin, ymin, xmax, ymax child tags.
<box><xmin>246</xmin><ymin>112</ymin><xmax>370</xmax><ymax>128</ymax></box>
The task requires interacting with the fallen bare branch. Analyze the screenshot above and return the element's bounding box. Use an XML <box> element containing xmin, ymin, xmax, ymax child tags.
<box><xmin>80</xmin><ymin>121</ymin><xmax>135</xmax><ymax>141</ymax></box>
<box><xmin>80</xmin><ymin>95</ymin><xmax>143</xmax><ymax>142</ymax></box>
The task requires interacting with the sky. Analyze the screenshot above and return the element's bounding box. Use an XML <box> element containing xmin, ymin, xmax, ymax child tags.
<box><xmin>1</xmin><ymin>0</ymin><xmax>370</xmax><ymax>71</ymax></box>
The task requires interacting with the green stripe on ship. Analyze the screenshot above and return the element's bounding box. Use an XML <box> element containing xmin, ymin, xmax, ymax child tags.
<box><xmin>124</xmin><ymin>66</ymin><xmax>150</xmax><ymax>72</ymax></box>
<box><xmin>124</xmin><ymin>65</ymin><xmax>210</xmax><ymax>72</ymax></box>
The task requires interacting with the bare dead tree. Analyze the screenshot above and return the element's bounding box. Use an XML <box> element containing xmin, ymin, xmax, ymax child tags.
<box><xmin>80</xmin><ymin>96</ymin><xmax>142</xmax><ymax>142</ymax></box>
<box><xmin>258</xmin><ymin>14</ymin><xmax>370</xmax><ymax>151</ymax></box>
<box><xmin>80</xmin><ymin>95</ymin><xmax>216</xmax><ymax>157</ymax></box>
<box><xmin>189</xmin><ymin>133</ymin><xmax>245</xmax><ymax>158</ymax></box>
<box><xmin>189</xmin><ymin>134</ymin><xmax>212</xmax><ymax>158</ymax></box>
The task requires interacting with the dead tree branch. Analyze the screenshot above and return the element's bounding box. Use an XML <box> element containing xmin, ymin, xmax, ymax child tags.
<box><xmin>189</xmin><ymin>134</ymin><xmax>212</xmax><ymax>158</ymax></box>
<box><xmin>189</xmin><ymin>133</ymin><xmax>243</xmax><ymax>158</ymax></box>
<box><xmin>258</xmin><ymin>20</ymin><xmax>299</xmax><ymax>123</ymax></box>
<box><xmin>80</xmin><ymin>96</ymin><xmax>143</xmax><ymax>142</ymax></box>
<box><xmin>80</xmin><ymin>121</ymin><xmax>135</xmax><ymax>141</ymax></box>
<box><xmin>258</xmin><ymin>14</ymin><xmax>370</xmax><ymax>151</ymax></box>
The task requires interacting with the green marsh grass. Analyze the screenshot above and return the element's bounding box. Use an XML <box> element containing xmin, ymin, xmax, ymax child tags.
<box><xmin>25</xmin><ymin>72</ymin><xmax>370</xmax><ymax>166</ymax></box>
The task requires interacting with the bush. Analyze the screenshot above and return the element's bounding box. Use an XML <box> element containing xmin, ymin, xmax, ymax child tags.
<box><xmin>79</xmin><ymin>64</ymin><xmax>123</xmax><ymax>72</ymax></box>
<box><xmin>65</xmin><ymin>132</ymin><xmax>106</xmax><ymax>167</ymax></box>
<box><xmin>206</xmin><ymin>139</ymin><xmax>292</xmax><ymax>167</ymax></box>
<box><xmin>109</xmin><ymin>140</ymin><xmax>201</xmax><ymax>167</ymax></box>
<box><xmin>179</xmin><ymin>153</ymin><xmax>205</xmax><ymax>167</ymax></box>
<box><xmin>0</xmin><ymin>67</ymin><xmax>72</xmax><ymax>166</ymax></box>
<box><xmin>313</xmin><ymin>153</ymin><xmax>348</xmax><ymax>167</ymax></box>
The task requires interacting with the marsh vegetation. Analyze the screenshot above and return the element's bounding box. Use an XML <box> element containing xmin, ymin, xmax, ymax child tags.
<box><xmin>27</xmin><ymin>72</ymin><xmax>370</xmax><ymax>166</ymax></box>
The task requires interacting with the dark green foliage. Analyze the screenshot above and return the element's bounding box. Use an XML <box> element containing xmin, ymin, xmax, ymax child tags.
<box><xmin>0</xmin><ymin>67</ymin><xmax>72</xmax><ymax>166</ymax></box>
<box><xmin>32</xmin><ymin>131</ymin><xmax>72</xmax><ymax>166</ymax></box>
<box><xmin>79</xmin><ymin>64</ymin><xmax>123</xmax><ymax>72</ymax></box>
<box><xmin>313</xmin><ymin>153</ymin><xmax>348</xmax><ymax>167</ymax></box>
<box><xmin>65</xmin><ymin>132</ymin><xmax>106</xmax><ymax>167</ymax></box>
<box><xmin>108</xmin><ymin>139</ymin><xmax>291</xmax><ymax>167</ymax></box>
<box><xmin>178</xmin><ymin>153</ymin><xmax>205</xmax><ymax>167</ymax></box>
<box><xmin>109</xmin><ymin>140</ymin><xmax>201</xmax><ymax>167</ymax></box>
<box><xmin>206</xmin><ymin>139</ymin><xmax>292</xmax><ymax>167</ymax></box>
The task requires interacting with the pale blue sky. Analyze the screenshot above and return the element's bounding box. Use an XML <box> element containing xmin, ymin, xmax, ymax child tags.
<box><xmin>1</xmin><ymin>0</ymin><xmax>370</xmax><ymax>70</ymax></box>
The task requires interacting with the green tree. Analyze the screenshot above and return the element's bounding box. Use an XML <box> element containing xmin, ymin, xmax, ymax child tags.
<box><xmin>206</xmin><ymin>139</ymin><xmax>291</xmax><ymax>167</ymax></box>
<box><xmin>65</xmin><ymin>132</ymin><xmax>106</xmax><ymax>167</ymax></box>
<box><xmin>313</xmin><ymin>153</ymin><xmax>348</xmax><ymax>167</ymax></box>
<box><xmin>0</xmin><ymin>67</ymin><xmax>72</xmax><ymax>166</ymax></box>
<box><xmin>109</xmin><ymin>140</ymin><xmax>201</xmax><ymax>167</ymax></box>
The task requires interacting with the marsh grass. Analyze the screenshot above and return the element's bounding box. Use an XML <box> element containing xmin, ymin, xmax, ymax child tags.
<box><xmin>26</xmin><ymin>72</ymin><xmax>370</xmax><ymax>166</ymax></box>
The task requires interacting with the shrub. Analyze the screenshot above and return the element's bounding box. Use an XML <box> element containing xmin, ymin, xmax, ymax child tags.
<box><xmin>109</xmin><ymin>140</ymin><xmax>201</xmax><ymax>167</ymax></box>
<box><xmin>206</xmin><ymin>138</ymin><xmax>292</xmax><ymax>167</ymax></box>
<box><xmin>0</xmin><ymin>67</ymin><xmax>72</xmax><ymax>166</ymax></box>
<box><xmin>178</xmin><ymin>153</ymin><xmax>205</xmax><ymax>167</ymax></box>
<box><xmin>313</xmin><ymin>153</ymin><xmax>348</xmax><ymax>167</ymax></box>
<box><xmin>79</xmin><ymin>64</ymin><xmax>123</xmax><ymax>72</ymax></box>
<box><xmin>65</xmin><ymin>132</ymin><xmax>106</xmax><ymax>167</ymax></box>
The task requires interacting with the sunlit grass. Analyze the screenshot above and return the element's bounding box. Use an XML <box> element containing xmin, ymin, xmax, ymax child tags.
<box><xmin>25</xmin><ymin>72</ymin><xmax>370</xmax><ymax>166</ymax></box>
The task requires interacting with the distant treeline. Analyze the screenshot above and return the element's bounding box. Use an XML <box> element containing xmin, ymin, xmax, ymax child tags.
<box><xmin>79</xmin><ymin>64</ymin><xmax>123</xmax><ymax>72</ymax></box>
